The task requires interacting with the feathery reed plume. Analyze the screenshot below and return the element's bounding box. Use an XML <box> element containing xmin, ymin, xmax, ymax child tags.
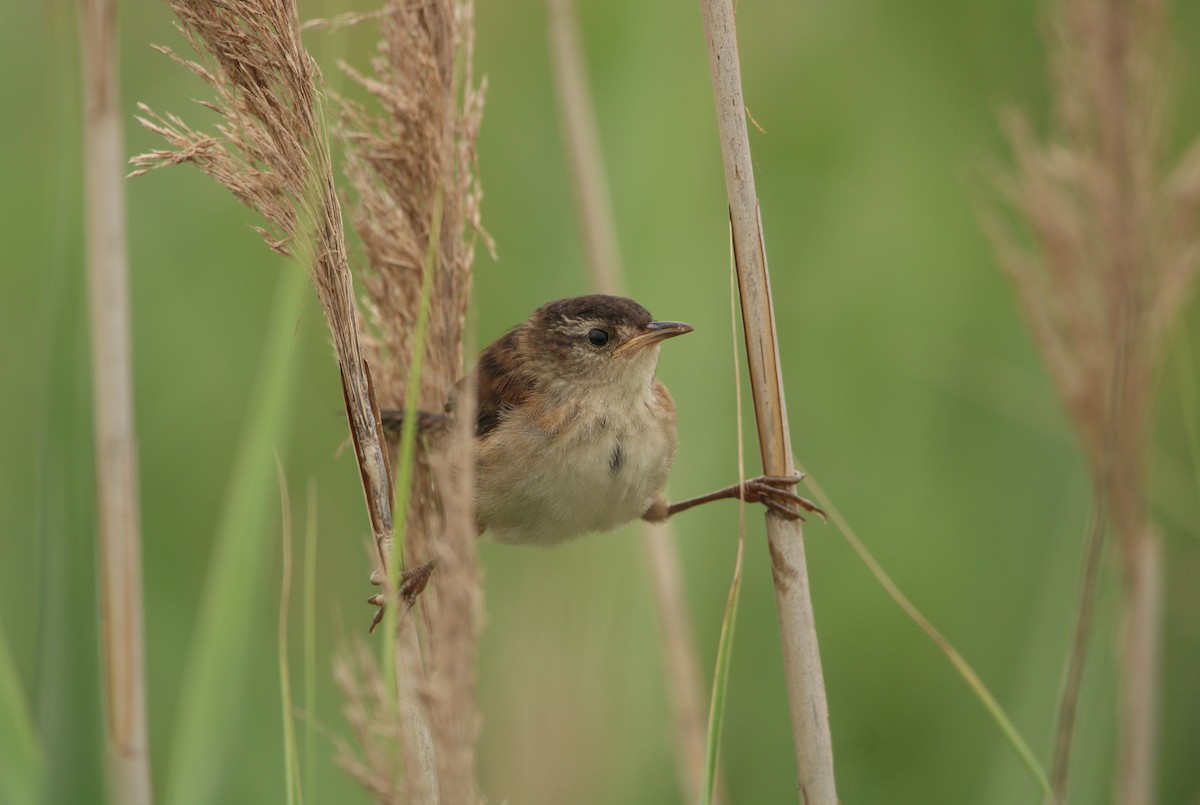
<box><xmin>338</xmin><ymin>0</ymin><xmax>485</xmax><ymax>560</ymax></box>
<box><xmin>128</xmin><ymin>1</ymin><xmax>460</xmax><ymax>796</ymax></box>
<box><xmin>335</xmin><ymin>1</ymin><xmax>486</xmax><ymax>800</ymax></box>
<box><xmin>130</xmin><ymin>0</ymin><xmax>396</xmax><ymax>580</ymax></box>
<box><xmin>985</xmin><ymin>0</ymin><xmax>1200</xmax><ymax>801</ymax></box>
<box><xmin>81</xmin><ymin>0</ymin><xmax>153</xmax><ymax>801</ymax></box>
<box><xmin>334</xmin><ymin>638</ymin><xmax>407</xmax><ymax>802</ymax></box>
<box><xmin>698</xmin><ymin>0</ymin><xmax>837</xmax><ymax>800</ymax></box>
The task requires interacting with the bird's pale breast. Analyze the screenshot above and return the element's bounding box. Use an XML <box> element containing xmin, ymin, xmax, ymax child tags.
<box><xmin>476</xmin><ymin>380</ymin><xmax>677</xmax><ymax>546</ymax></box>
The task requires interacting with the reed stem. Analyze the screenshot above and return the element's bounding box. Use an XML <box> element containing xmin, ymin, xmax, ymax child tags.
<box><xmin>81</xmin><ymin>0</ymin><xmax>153</xmax><ymax>800</ymax></box>
<box><xmin>698</xmin><ymin>1</ymin><xmax>837</xmax><ymax>800</ymax></box>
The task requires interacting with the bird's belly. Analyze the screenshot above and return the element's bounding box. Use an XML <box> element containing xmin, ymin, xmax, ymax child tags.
<box><xmin>477</xmin><ymin>409</ymin><xmax>674</xmax><ymax>546</ymax></box>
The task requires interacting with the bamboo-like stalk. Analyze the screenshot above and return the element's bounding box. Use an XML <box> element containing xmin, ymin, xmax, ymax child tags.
<box><xmin>545</xmin><ymin>1</ymin><xmax>710</xmax><ymax>800</ymax></box>
<box><xmin>80</xmin><ymin>1</ymin><xmax>153</xmax><ymax>802</ymax></box>
<box><xmin>697</xmin><ymin>1</ymin><xmax>837</xmax><ymax>801</ymax></box>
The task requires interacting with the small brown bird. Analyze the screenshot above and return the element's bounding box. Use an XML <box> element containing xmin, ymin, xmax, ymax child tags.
<box><xmin>374</xmin><ymin>294</ymin><xmax>821</xmax><ymax>618</ymax></box>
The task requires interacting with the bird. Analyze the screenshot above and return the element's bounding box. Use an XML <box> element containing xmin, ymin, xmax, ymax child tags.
<box><xmin>370</xmin><ymin>294</ymin><xmax>822</xmax><ymax>624</ymax></box>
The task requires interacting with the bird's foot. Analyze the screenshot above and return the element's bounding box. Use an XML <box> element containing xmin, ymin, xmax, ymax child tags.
<box><xmin>740</xmin><ymin>474</ymin><xmax>827</xmax><ymax>523</ymax></box>
<box><xmin>367</xmin><ymin>559</ymin><xmax>438</xmax><ymax>633</ymax></box>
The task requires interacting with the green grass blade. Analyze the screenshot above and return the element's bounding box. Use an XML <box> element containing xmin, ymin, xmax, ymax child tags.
<box><xmin>303</xmin><ymin>483</ymin><xmax>317</xmax><ymax>801</ymax></box>
<box><xmin>800</xmin><ymin>471</ymin><xmax>1053</xmax><ymax>796</ymax></box>
<box><xmin>699</xmin><ymin>551</ymin><xmax>743</xmax><ymax>805</ymax></box>
<box><xmin>165</xmin><ymin>266</ymin><xmax>306</xmax><ymax>805</ymax></box>
<box><xmin>379</xmin><ymin>190</ymin><xmax>442</xmax><ymax>680</ymax></box>
<box><xmin>276</xmin><ymin>458</ymin><xmax>302</xmax><ymax>805</ymax></box>
<box><xmin>0</xmin><ymin>618</ymin><xmax>42</xmax><ymax>805</ymax></box>
<box><xmin>700</xmin><ymin>255</ymin><xmax>750</xmax><ymax>805</ymax></box>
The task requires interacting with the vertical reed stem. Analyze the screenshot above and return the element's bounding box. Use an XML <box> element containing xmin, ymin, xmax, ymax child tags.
<box><xmin>546</xmin><ymin>1</ymin><xmax>711</xmax><ymax>799</ymax></box>
<box><xmin>1118</xmin><ymin>526</ymin><xmax>1161</xmax><ymax>805</ymax></box>
<box><xmin>698</xmin><ymin>1</ymin><xmax>837</xmax><ymax>801</ymax></box>
<box><xmin>80</xmin><ymin>0</ymin><xmax>153</xmax><ymax>802</ymax></box>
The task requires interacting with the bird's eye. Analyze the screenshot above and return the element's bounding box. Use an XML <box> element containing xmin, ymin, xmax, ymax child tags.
<box><xmin>587</xmin><ymin>328</ymin><xmax>610</xmax><ymax>347</ymax></box>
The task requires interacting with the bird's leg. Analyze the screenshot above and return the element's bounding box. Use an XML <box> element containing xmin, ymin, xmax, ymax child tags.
<box><xmin>643</xmin><ymin>473</ymin><xmax>826</xmax><ymax>523</ymax></box>
<box><xmin>367</xmin><ymin>558</ymin><xmax>440</xmax><ymax>633</ymax></box>
<box><xmin>379</xmin><ymin>408</ymin><xmax>451</xmax><ymax>437</ymax></box>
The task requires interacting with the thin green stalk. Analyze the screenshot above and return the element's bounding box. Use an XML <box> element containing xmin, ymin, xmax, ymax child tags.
<box><xmin>276</xmin><ymin>458</ymin><xmax>302</xmax><ymax>805</ymax></box>
<box><xmin>379</xmin><ymin>189</ymin><xmax>443</xmax><ymax>685</ymax></box>
<box><xmin>798</xmin><ymin>472</ymin><xmax>1052</xmax><ymax>796</ymax></box>
<box><xmin>699</xmin><ymin>258</ymin><xmax>750</xmax><ymax>805</ymax></box>
<box><xmin>701</xmin><ymin>559</ymin><xmax>742</xmax><ymax>805</ymax></box>
<box><xmin>303</xmin><ymin>483</ymin><xmax>318</xmax><ymax>801</ymax></box>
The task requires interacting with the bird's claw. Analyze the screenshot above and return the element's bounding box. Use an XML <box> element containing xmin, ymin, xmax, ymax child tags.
<box><xmin>367</xmin><ymin>560</ymin><xmax>437</xmax><ymax>633</ymax></box>
<box><xmin>742</xmin><ymin>474</ymin><xmax>827</xmax><ymax>523</ymax></box>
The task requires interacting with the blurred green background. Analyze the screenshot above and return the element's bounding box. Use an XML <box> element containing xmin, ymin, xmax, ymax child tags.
<box><xmin>3</xmin><ymin>0</ymin><xmax>1199</xmax><ymax>802</ymax></box>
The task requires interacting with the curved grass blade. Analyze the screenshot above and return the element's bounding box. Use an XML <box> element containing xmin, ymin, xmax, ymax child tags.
<box><xmin>799</xmin><ymin>472</ymin><xmax>1052</xmax><ymax>797</ymax></box>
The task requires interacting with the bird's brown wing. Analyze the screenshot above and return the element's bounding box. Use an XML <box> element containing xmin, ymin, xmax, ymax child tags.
<box><xmin>449</xmin><ymin>327</ymin><xmax>533</xmax><ymax>438</ymax></box>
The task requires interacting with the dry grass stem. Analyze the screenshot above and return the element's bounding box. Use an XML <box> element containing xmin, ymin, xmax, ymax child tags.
<box><xmin>698</xmin><ymin>0</ymin><xmax>837</xmax><ymax>800</ymax></box>
<box><xmin>546</xmin><ymin>0</ymin><xmax>711</xmax><ymax>799</ymax></box>
<box><xmin>546</xmin><ymin>0</ymin><xmax>622</xmax><ymax>292</ymax></box>
<box><xmin>985</xmin><ymin>0</ymin><xmax>1200</xmax><ymax>801</ymax></box>
<box><xmin>335</xmin><ymin>0</ymin><xmax>486</xmax><ymax>800</ymax></box>
<box><xmin>81</xmin><ymin>0</ymin><xmax>153</xmax><ymax>801</ymax></box>
<box><xmin>1048</xmin><ymin>494</ymin><xmax>1106</xmax><ymax>802</ymax></box>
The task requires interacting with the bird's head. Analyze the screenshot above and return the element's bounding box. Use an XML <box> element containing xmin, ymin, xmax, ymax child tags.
<box><xmin>520</xmin><ymin>294</ymin><xmax>693</xmax><ymax>393</ymax></box>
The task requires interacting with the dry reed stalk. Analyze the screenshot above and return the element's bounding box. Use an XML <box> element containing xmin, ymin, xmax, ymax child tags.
<box><xmin>697</xmin><ymin>1</ymin><xmax>837</xmax><ymax>801</ymax></box>
<box><xmin>985</xmin><ymin>0</ymin><xmax>1200</xmax><ymax>801</ymax></box>
<box><xmin>130</xmin><ymin>0</ymin><xmax>395</xmax><ymax>582</ymax></box>
<box><xmin>334</xmin><ymin>1</ymin><xmax>486</xmax><ymax>800</ymax></box>
<box><xmin>80</xmin><ymin>0</ymin><xmax>153</xmax><ymax>801</ymax></box>
<box><xmin>545</xmin><ymin>0</ymin><xmax>711</xmax><ymax>800</ymax></box>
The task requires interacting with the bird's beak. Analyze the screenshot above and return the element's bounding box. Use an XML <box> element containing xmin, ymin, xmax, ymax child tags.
<box><xmin>613</xmin><ymin>320</ymin><xmax>694</xmax><ymax>355</ymax></box>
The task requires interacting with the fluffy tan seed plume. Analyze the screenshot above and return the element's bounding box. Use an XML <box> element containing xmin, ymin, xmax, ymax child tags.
<box><xmin>985</xmin><ymin>1</ymin><xmax>1200</xmax><ymax>802</ymax></box>
<box><xmin>334</xmin><ymin>1</ymin><xmax>487</xmax><ymax>800</ymax></box>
